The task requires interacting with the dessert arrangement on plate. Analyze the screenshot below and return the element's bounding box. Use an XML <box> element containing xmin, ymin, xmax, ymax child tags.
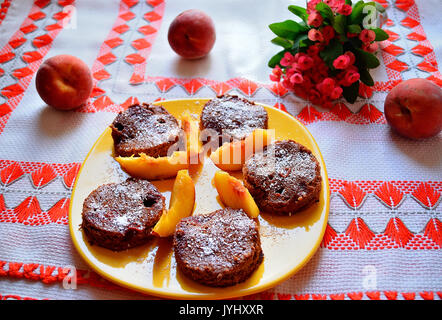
<box><xmin>31</xmin><ymin>1</ymin><xmax>440</xmax><ymax>299</ymax></box>
<box><xmin>75</xmin><ymin>94</ymin><xmax>326</xmax><ymax>290</ymax></box>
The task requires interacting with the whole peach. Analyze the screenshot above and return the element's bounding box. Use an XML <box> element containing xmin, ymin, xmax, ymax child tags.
<box><xmin>168</xmin><ymin>9</ymin><xmax>216</xmax><ymax>59</ymax></box>
<box><xmin>384</xmin><ymin>78</ymin><xmax>442</xmax><ymax>139</ymax></box>
<box><xmin>36</xmin><ymin>54</ymin><xmax>93</xmax><ymax>110</ymax></box>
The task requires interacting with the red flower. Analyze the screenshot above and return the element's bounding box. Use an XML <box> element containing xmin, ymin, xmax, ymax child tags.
<box><xmin>359</xmin><ymin>29</ymin><xmax>376</xmax><ymax>43</ymax></box>
<box><xmin>333</xmin><ymin>54</ymin><xmax>351</xmax><ymax>69</ymax></box>
<box><xmin>321</xmin><ymin>25</ymin><xmax>335</xmax><ymax>43</ymax></box>
<box><xmin>269</xmin><ymin>65</ymin><xmax>283</xmax><ymax>82</ymax></box>
<box><xmin>344</xmin><ymin>69</ymin><xmax>360</xmax><ymax>85</ymax></box>
<box><xmin>344</xmin><ymin>51</ymin><xmax>356</xmax><ymax>65</ymax></box>
<box><xmin>362</xmin><ymin>42</ymin><xmax>378</xmax><ymax>53</ymax></box>
<box><xmin>280</xmin><ymin>52</ymin><xmax>295</xmax><ymax>66</ymax></box>
<box><xmin>307</xmin><ymin>44</ymin><xmax>320</xmax><ymax>56</ymax></box>
<box><xmin>307</xmin><ymin>0</ymin><xmax>322</xmax><ymax>14</ymax></box>
<box><xmin>308</xmin><ymin>29</ymin><xmax>324</xmax><ymax>42</ymax></box>
<box><xmin>308</xmin><ymin>11</ymin><xmax>323</xmax><ymax>28</ymax></box>
<box><xmin>330</xmin><ymin>86</ymin><xmax>343</xmax><ymax>99</ymax></box>
<box><xmin>298</xmin><ymin>55</ymin><xmax>314</xmax><ymax>70</ymax></box>
<box><xmin>338</xmin><ymin>3</ymin><xmax>352</xmax><ymax>15</ymax></box>
<box><xmin>290</xmin><ymin>73</ymin><xmax>304</xmax><ymax>84</ymax></box>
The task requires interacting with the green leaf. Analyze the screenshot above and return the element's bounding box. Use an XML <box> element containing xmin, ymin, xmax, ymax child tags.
<box><xmin>354</xmin><ymin>48</ymin><xmax>380</xmax><ymax>69</ymax></box>
<box><xmin>288</xmin><ymin>5</ymin><xmax>308</xmax><ymax>23</ymax></box>
<box><xmin>342</xmin><ymin>81</ymin><xmax>360</xmax><ymax>104</ymax></box>
<box><xmin>268</xmin><ymin>50</ymin><xmax>287</xmax><ymax>68</ymax></box>
<box><xmin>371</xmin><ymin>27</ymin><xmax>389</xmax><ymax>41</ymax></box>
<box><xmin>269</xmin><ymin>20</ymin><xmax>307</xmax><ymax>40</ymax></box>
<box><xmin>348</xmin><ymin>0</ymin><xmax>365</xmax><ymax>25</ymax></box>
<box><xmin>332</xmin><ymin>14</ymin><xmax>346</xmax><ymax>34</ymax></box>
<box><xmin>347</xmin><ymin>24</ymin><xmax>362</xmax><ymax>34</ymax></box>
<box><xmin>315</xmin><ymin>2</ymin><xmax>334</xmax><ymax>23</ymax></box>
<box><xmin>345</xmin><ymin>0</ymin><xmax>352</xmax><ymax>5</ymax></box>
<box><xmin>359</xmin><ymin>68</ymin><xmax>374</xmax><ymax>86</ymax></box>
<box><xmin>271</xmin><ymin>37</ymin><xmax>293</xmax><ymax>49</ymax></box>
<box><xmin>320</xmin><ymin>39</ymin><xmax>343</xmax><ymax>68</ymax></box>
<box><xmin>293</xmin><ymin>33</ymin><xmax>309</xmax><ymax>50</ymax></box>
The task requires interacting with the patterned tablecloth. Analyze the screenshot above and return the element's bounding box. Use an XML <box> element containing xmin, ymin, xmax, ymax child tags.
<box><xmin>0</xmin><ymin>0</ymin><xmax>440</xmax><ymax>300</ymax></box>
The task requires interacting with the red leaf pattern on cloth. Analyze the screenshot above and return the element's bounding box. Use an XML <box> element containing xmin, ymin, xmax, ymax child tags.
<box><xmin>339</xmin><ymin>182</ymin><xmax>366</xmax><ymax>209</ymax></box>
<box><xmin>154</xmin><ymin>78</ymin><xmax>176</xmax><ymax>92</ymax></box>
<box><xmin>31</xmin><ymin>164</ymin><xmax>57</xmax><ymax>188</ymax></box>
<box><xmin>297</xmin><ymin>105</ymin><xmax>323</xmax><ymax>124</ymax></box>
<box><xmin>104</xmin><ymin>37</ymin><xmax>123</xmax><ymax>48</ymax></box>
<box><xmin>12</xmin><ymin>67</ymin><xmax>33</xmax><ymax>79</ymax></box>
<box><xmin>407</xmin><ymin>32</ymin><xmax>426</xmax><ymax>41</ymax></box>
<box><xmin>113</xmin><ymin>24</ymin><xmax>130</xmax><ymax>34</ymax></box>
<box><xmin>28</xmin><ymin>10</ymin><xmax>46</xmax><ymax>21</ymax></box>
<box><xmin>412</xmin><ymin>183</ymin><xmax>440</xmax><ymax>209</ymax></box>
<box><xmin>14</xmin><ymin>196</ymin><xmax>42</xmax><ymax>223</ymax></box>
<box><xmin>182</xmin><ymin>79</ymin><xmax>204</xmax><ymax>95</ymax></box>
<box><xmin>237</xmin><ymin>79</ymin><xmax>258</xmax><ymax>96</ymax></box>
<box><xmin>9</xmin><ymin>37</ymin><xmax>26</xmax><ymax>49</ymax></box>
<box><xmin>47</xmin><ymin>198</ymin><xmax>70</xmax><ymax>222</ymax></box>
<box><xmin>138</xmin><ymin>25</ymin><xmax>157</xmax><ymax>35</ymax></box>
<box><xmin>210</xmin><ymin>82</ymin><xmax>232</xmax><ymax>95</ymax></box>
<box><xmin>22</xmin><ymin>51</ymin><xmax>43</xmax><ymax>63</ymax></box>
<box><xmin>375</xmin><ymin>182</ymin><xmax>404</xmax><ymax>208</ymax></box>
<box><xmin>93</xmin><ymin>95</ymin><xmax>114</xmax><ymax>110</ymax></box>
<box><xmin>120</xmin><ymin>96</ymin><xmax>140</xmax><ymax>110</ymax></box>
<box><xmin>382</xmin><ymin>44</ymin><xmax>404</xmax><ymax>56</ymax></box>
<box><xmin>395</xmin><ymin>0</ymin><xmax>414</xmax><ymax>12</ymax></box>
<box><xmin>411</xmin><ymin>45</ymin><xmax>433</xmax><ymax>56</ymax></box>
<box><xmin>131</xmin><ymin>38</ymin><xmax>151</xmax><ymax>50</ymax></box>
<box><xmin>125</xmin><ymin>53</ymin><xmax>145</xmax><ymax>64</ymax></box>
<box><xmin>97</xmin><ymin>52</ymin><xmax>117</xmax><ymax>65</ymax></box>
<box><xmin>331</xmin><ymin>102</ymin><xmax>352</xmax><ymax>120</ymax></box>
<box><xmin>119</xmin><ymin>11</ymin><xmax>136</xmax><ymax>21</ymax></box>
<box><xmin>0</xmin><ymin>52</ymin><xmax>15</xmax><ymax>63</ymax></box>
<box><xmin>0</xmin><ymin>162</ymin><xmax>24</xmax><ymax>185</ymax></box>
<box><xmin>321</xmin><ymin>224</ymin><xmax>338</xmax><ymax>248</ymax></box>
<box><xmin>384</xmin><ymin>217</ymin><xmax>413</xmax><ymax>247</ymax></box>
<box><xmin>0</xmin><ymin>194</ymin><xmax>5</xmax><ymax>212</ymax></box>
<box><xmin>417</xmin><ymin>61</ymin><xmax>438</xmax><ymax>73</ymax></box>
<box><xmin>32</xmin><ymin>34</ymin><xmax>52</xmax><ymax>48</ymax></box>
<box><xmin>273</xmin><ymin>102</ymin><xmax>288</xmax><ymax>112</ymax></box>
<box><xmin>424</xmin><ymin>218</ymin><xmax>442</xmax><ymax>246</ymax></box>
<box><xmin>359</xmin><ymin>104</ymin><xmax>384</xmax><ymax>123</ymax></box>
<box><xmin>63</xmin><ymin>163</ymin><xmax>80</xmax><ymax>188</ymax></box>
<box><xmin>401</xmin><ymin>17</ymin><xmax>419</xmax><ymax>28</ymax></box>
<box><xmin>345</xmin><ymin>218</ymin><xmax>375</xmax><ymax>248</ymax></box>
<box><xmin>20</xmin><ymin>23</ymin><xmax>37</xmax><ymax>34</ymax></box>
<box><xmin>1</xmin><ymin>83</ymin><xmax>25</xmax><ymax>98</ymax></box>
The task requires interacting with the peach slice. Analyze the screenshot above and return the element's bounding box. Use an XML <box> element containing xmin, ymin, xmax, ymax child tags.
<box><xmin>181</xmin><ymin>111</ymin><xmax>202</xmax><ymax>164</ymax></box>
<box><xmin>213</xmin><ymin>170</ymin><xmax>259</xmax><ymax>218</ymax></box>
<box><xmin>210</xmin><ymin>129</ymin><xmax>274</xmax><ymax>171</ymax></box>
<box><xmin>153</xmin><ymin>170</ymin><xmax>195</xmax><ymax>237</ymax></box>
<box><xmin>115</xmin><ymin>151</ymin><xmax>188</xmax><ymax>180</ymax></box>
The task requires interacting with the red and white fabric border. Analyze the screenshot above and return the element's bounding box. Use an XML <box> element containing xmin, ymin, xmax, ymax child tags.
<box><xmin>0</xmin><ymin>0</ymin><xmax>440</xmax><ymax>300</ymax></box>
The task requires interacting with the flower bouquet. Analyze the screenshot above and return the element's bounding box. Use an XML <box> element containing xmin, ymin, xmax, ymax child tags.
<box><xmin>268</xmin><ymin>0</ymin><xmax>389</xmax><ymax>108</ymax></box>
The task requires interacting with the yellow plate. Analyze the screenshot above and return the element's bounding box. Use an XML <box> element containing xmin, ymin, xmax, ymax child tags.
<box><xmin>69</xmin><ymin>98</ymin><xmax>330</xmax><ymax>299</ymax></box>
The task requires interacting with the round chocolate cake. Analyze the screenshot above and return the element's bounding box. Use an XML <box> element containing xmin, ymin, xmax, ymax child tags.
<box><xmin>243</xmin><ymin>140</ymin><xmax>322</xmax><ymax>215</ymax></box>
<box><xmin>81</xmin><ymin>178</ymin><xmax>165</xmax><ymax>251</ymax></box>
<box><xmin>200</xmin><ymin>94</ymin><xmax>268</xmax><ymax>145</ymax></box>
<box><xmin>110</xmin><ymin>103</ymin><xmax>181</xmax><ymax>157</ymax></box>
<box><xmin>173</xmin><ymin>208</ymin><xmax>263</xmax><ymax>287</ymax></box>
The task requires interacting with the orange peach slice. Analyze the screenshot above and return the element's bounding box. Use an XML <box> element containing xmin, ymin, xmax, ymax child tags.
<box><xmin>153</xmin><ymin>170</ymin><xmax>195</xmax><ymax>237</ymax></box>
<box><xmin>210</xmin><ymin>129</ymin><xmax>274</xmax><ymax>171</ymax></box>
<box><xmin>115</xmin><ymin>151</ymin><xmax>188</xmax><ymax>180</ymax></box>
<box><xmin>181</xmin><ymin>111</ymin><xmax>202</xmax><ymax>164</ymax></box>
<box><xmin>213</xmin><ymin>170</ymin><xmax>259</xmax><ymax>218</ymax></box>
